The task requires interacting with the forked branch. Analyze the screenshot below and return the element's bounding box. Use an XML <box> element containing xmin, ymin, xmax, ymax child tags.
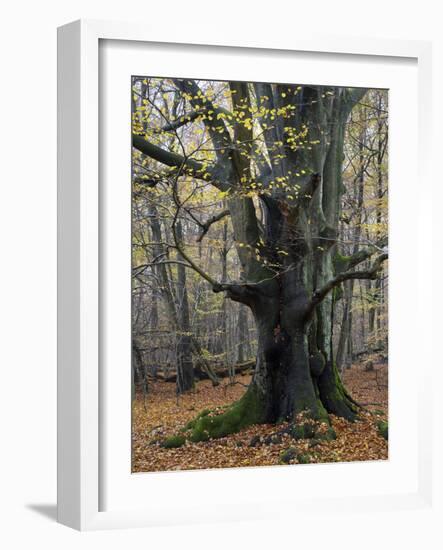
<box><xmin>307</xmin><ymin>253</ymin><xmax>388</xmax><ymax>315</ymax></box>
<box><xmin>341</xmin><ymin>236</ymin><xmax>388</xmax><ymax>271</ymax></box>
<box><xmin>196</xmin><ymin>209</ymin><xmax>230</xmax><ymax>242</ymax></box>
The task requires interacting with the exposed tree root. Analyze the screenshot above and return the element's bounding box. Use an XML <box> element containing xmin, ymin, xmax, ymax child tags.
<box><xmin>161</xmin><ymin>383</ymin><xmax>348</xmax><ymax>448</ymax></box>
<box><xmin>318</xmin><ymin>362</ymin><xmax>360</xmax><ymax>422</ymax></box>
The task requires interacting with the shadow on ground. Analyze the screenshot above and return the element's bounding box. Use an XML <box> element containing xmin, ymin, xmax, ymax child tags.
<box><xmin>26</xmin><ymin>504</ymin><xmax>57</xmax><ymax>522</ymax></box>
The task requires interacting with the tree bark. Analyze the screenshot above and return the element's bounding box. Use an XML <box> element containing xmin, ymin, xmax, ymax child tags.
<box><xmin>237</xmin><ymin>304</ymin><xmax>251</xmax><ymax>363</ymax></box>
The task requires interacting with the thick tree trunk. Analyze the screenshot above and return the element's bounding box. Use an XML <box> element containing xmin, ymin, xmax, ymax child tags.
<box><xmin>234</xmin><ymin>260</ymin><xmax>336</xmax><ymax>419</ymax></box>
<box><xmin>251</xmin><ymin>319</ymin><xmax>327</xmax><ymax>423</ymax></box>
<box><xmin>185</xmin><ymin>272</ymin><xmax>357</xmax><ymax>442</ymax></box>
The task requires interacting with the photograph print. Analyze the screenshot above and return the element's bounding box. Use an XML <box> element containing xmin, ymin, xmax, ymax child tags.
<box><xmin>131</xmin><ymin>77</ymin><xmax>388</xmax><ymax>472</ymax></box>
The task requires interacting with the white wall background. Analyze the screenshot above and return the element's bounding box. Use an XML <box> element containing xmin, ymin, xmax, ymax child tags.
<box><xmin>0</xmin><ymin>1</ymin><xmax>441</xmax><ymax>548</ymax></box>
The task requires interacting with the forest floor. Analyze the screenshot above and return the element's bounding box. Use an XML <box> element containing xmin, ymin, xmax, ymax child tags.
<box><xmin>132</xmin><ymin>363</ymin><xmax>388</xmax><ymax>472</ymax></box>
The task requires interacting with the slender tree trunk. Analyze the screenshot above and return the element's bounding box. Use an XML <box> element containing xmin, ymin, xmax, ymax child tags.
<box><xmin>149</xmin><ymin>206</ymin><xmax>194</xmax><ymax>392</ymax></box>
<box><xmin>345</xmin><ymin>303</ymin><xmax>353</xmax><ymax>369</ymax></box>
<box><xmin>231</xmin><ymin>276</ymin><xmax>328</xmax><ymax>424</ymax></box>
<box><xmin>237</xmin><ymin>304</ymin><xmax>251</xmax><ymax>363</ymax></box>
<box><xmin>175</xmin><ymin>220</ymin><xmax>195</xmax><ymax>393</ymax></box>
<box><xmin>336</xmin><ymin>285</ymin><xmax>351</xmax><ymax>373</ymax></box>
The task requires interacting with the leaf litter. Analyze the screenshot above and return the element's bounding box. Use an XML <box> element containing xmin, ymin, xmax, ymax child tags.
<box><xmin>132</xmin><ymin>363</ymin><xmax>388</xmax><ymax>472</ymax></box>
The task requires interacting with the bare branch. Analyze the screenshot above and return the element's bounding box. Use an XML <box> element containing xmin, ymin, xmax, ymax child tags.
<box><xmin>132</xmin><ymin>134</ymin><xmax>229</xmax><ymax>190</ymax></box>
<box><xmin>157</xmin><ymin>110</ymin><xmax>202</xmax><ymax>132</ymax></box>
<box><xmin>133</xmin><ymin>260</ymin><xmax>195</xmax><ymax>278</ymax></box>
<box><xmin>133</xmin><ymin>175</ymin><xmax>162</xmax><ymax>188</ymax></box>
<box><xmin>196</xmin><ymin>209</ymin><xmax>230</xmax><ymax>242</ymax></box>
<box><xmin>172</xmin><ymin>79</ymin><xmax>233</xmax><ymax>167</ymax></box>
<box><xmin>155</xmin><ymin>105</ymin><xmax>233</xmax><ymax>133</ymax></box>
<box><xmin>307</xmin><ymin>253</ymin><xmax>388</xmax><ymax>315</ymax></box>
<box><xmin>133</xmin><ymin>134</ymin><xmax>203</xmax><ymax>172</ymax></box>
<box><xmin>337</xmin><ymin>236</ymin><xmax>388</xmax><ymax>271</ymax></box>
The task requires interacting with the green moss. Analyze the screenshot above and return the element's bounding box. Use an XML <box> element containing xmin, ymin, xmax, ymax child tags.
<box><xmin>160</xmin><ymin>388</ymin><xmax>264</xmax><ymax>447</ymax></box>
<box><xmin>377</xmin><ymin>421</ymin><xmax>388</xmax><ymax>440</ymax></box>
<box><xmin>313</xmin><ymin>399</ymin><xmax>330</xmax><ymax>423</ymax></box>
<box><xmin>333</xmin><ymin>253</ymin><xmax>351</xmax><ymax>273</ymax></box>
<box><xmin>293</xmin><ymin>396</ymin><xmax>329</xmax><ymax>424</ymax></box>
<box><xmin>296</xmin><ymin>453</ymin><xmax>311</xmax><ymax>464</ymax></box>
<box><xmin>287</xmin><ymin>422</ymin><xmax>335</xmax><ymax>442</ymax></box>
<box><xmin>186</xmin><ymin>385</ymin><xmax>265</xmax><ymax>442</ymax></box>
<box><xmin>249</xmin><ymin>435</ymin><xmax>261</xmax><ymax>447</ymax></box>
<box><xmin>280</xmin><ymin>447</ymin><xmax>314</xmax><ymax>466</ymax></box>
<box><xmin>287</xmin><ymin>424</ymin><xmax>306</xmax><ymax>439</ymax></box>
<box><xmin>280</xmin><ymin>447</ymin><xmax>297</xmax><ymax>464</ymax></box>
<box><xmin>316</xmin><ymin>427</ymin><xmax>337</xmax><ymax>441</ymax></box>
<box><xmin>292</xmin><ymin>423</ymin><xmax>315</xmax><ymax>439</ymax></box>
<box><xmin>182</xmin><ymin>408</ymin><xmax>212</xmax><ymax>431</ymax></box>
<box><xmin>162</xmin><ymin>435</ymin><xmax>186</xmax><ymax>448</ymax></box>
<box><xmin>319</xmin><ymin>361</ymin><xmax>359</xmax><ymax>421</ymax></box>
<box><xmin>303</xmin><ymin>423</ymin><xmax>316</xmax><ymax>438</ymax></box>
<box><xmin>332</xmin><ymin>284</ymin><xmax>343</xmax><ymax>302</ymax></box>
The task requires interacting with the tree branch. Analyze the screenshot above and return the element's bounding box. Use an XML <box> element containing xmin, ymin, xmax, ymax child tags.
<box><xmin>133</xmin><ymin>134</ymin><xmax>202</xmax><ymax>172</ymax></box>
<box><xmin>133</xmin><ymin>175</ymin><xmax>162</xmax><ymax>188</ymax></box>
<box><xmin>336</xmin><ymin>236</ymin><xmax>388</xmax><ymax>272</ymax></box>
<box><xmin>155</xmin><ymin>105</ymin><xmax>233</xmax><ymax>133</ymax></box>
<box><xmin>196</xmin><ymin>209</ymin><xmax>230</xmax><ymax>242</ymax></box>
<box><xmin>212</xmin><ymin>281</ymin><xmax>252</xmax><ymax>304</ymax></box>
<box><xmin>308</xmin><ymin>253</ymin><xmax>388</xmax><ymax>314</ymax></box>
<box><xmin>132</xmin><ymin>260</ymin><xmax>194</xmax><ymax>277</ymax></box>
<box><xmin>132</xmin><ymin>134</ymin><xmax>229</xmax><ymax>190</ymax></box>
<box><xmin>172</xmin><ymin>79</ymin><xmax>233</xmax><ymax>167</ymax></box>
<box><xmin>157</xmin><ymin>110</ymin><xmax>202</xmax><ymax>132</ymax></box>
<box><xmin>169</xmin><ymin>229</ymin><xmax>249</xmax><ymax>303</ymax></box>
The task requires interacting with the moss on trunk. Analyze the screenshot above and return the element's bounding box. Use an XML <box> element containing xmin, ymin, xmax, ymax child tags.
<box><xmin>318</xmin><ymin>361</ymin><xmax>359</xmax><ymax>421</ymax></box>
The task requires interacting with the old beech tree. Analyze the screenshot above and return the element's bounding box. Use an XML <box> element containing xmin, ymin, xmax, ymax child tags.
<box><xmin>132</xmin><ymin>79</ymin><xmax>388</xmax><ymax>439</ymax></box>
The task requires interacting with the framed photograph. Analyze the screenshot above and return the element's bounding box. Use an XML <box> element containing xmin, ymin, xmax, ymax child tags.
<box><xmin>57</xmin><ymin>19</ymin><xmax>433</xmax><ymax>530</ymax></box>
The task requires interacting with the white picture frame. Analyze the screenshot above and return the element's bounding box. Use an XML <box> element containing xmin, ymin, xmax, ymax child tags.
<box><xmin>57</xmin><ymin>19</ymin><xmax>434</xmax><ymax>531</ymax></box>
